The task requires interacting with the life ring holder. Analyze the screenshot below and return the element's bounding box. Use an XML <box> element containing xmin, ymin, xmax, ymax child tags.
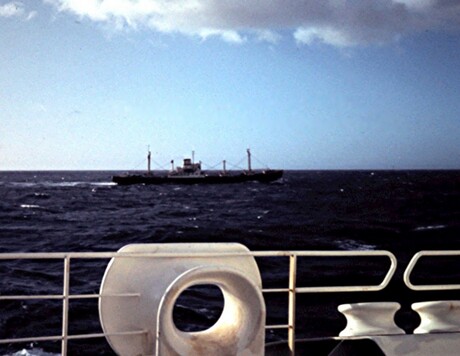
<box><xmin>156</xmin><ymin>265</ymin><xmax>266</xmax><ymax>355</ymax></box>
<box><xmin>98</xmin><ymin>243</ymin><xmax>265</xmax><ymax>355</ymax></box>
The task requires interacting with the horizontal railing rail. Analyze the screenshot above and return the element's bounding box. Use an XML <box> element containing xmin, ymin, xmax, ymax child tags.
<box><xmin>0</xmin><ymin>330</ymin><xmax>147</xmax><ymax>345</ymax></box>
<box><xmin>0</xmin><ymin>249</ymin><xmax>397</xmax><ymax>355</ymax></box>
<box><xmin>404</xmin><ymin>250</ymin><xmax>460</xmax><ymax>291</ymax></box>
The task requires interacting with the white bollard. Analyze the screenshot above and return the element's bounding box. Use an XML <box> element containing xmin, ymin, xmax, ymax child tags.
<box><xmin>338</xmin><ymin>302</ymin><xmax>405</xmax><ymax>337</ymax></box>
<box><xmin>412</xmin><ymin>300</ymin><xmax>460</xmax><ymax>334</ymax></box>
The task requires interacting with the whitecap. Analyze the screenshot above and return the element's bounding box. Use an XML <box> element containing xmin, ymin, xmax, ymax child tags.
<box><xmin>44</xmin><ymin>182</ymin><xmax>81</xmax><ymax>187</ymax></box>
<box><xmin>336</xmin><ymin>240</ymin><xmax>376</xmax><ymax>251</ymax></box>
<box><xmin>20</xmin><ymin>204</ymin><xmax>40</xmax><ymax>209</ymax></box>
<box><xmin>414</xmin><ymin>225</ymin><xmax>446</xmax><ymax>231</ymax></box>
<box><xmin>8</xmin><ymin>348</ymin><xmax>58</xmax><ymax>356</ymax></box>
<box><xmin>11</xmin><ymin>182</ymin><xmax>37</xmax><ymax>187</ymax></box>
<box><xmin>90</xmin><ymin>182</ymin><xmax>116</xmax><ymax>186</ymax></box>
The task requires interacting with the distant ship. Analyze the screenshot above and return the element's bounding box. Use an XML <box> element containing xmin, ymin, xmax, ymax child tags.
<box><xmin>112</xmin><ymin>149</ymin><xmax>283</xmax><ymax>185</ymax></box>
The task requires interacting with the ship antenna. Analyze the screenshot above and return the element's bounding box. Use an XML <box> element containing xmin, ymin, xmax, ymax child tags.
<box><xmin>247</xmin><ymin>148</ymin><xmax>252</xmax><ymax>173</ymax></box>
<box><xmin>192</xmin><ymin>150</ymin><xmax>195</xmax><ymax>164</ymax></box>
<box><xmin>223</xmin><ymin>160</ymin><xmax>227</xmax><ymax>175</ymax></box>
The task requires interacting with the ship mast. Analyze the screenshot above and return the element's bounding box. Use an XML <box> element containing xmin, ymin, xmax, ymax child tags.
<box><xmin>147</xmin><ymin>147</ymin><xmax>151</xmax><ymax>175</ymax></box>
<box><xmin>247</xmin><ymin>148</ymin><xmax>252</xmax><ymax>173</ymax></box>
<box><xmin>223</xmin><ymin>160</ymin><xmax>227</xmax><ymax>175</ymax></box>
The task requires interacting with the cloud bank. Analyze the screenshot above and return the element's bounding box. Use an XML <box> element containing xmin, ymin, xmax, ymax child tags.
<box><xmin>43</xmin><ymin>0</ymin><xmax>460</xmax><ymax>46</ymax></box>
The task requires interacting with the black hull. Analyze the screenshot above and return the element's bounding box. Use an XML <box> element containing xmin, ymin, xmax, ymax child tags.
<box><xmin>112</xmin><ymin>170</ymin><xmax>283</xmax><ymax>185</ymax></box>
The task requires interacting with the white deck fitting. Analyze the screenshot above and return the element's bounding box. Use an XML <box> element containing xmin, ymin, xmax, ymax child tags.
<box><xmin>338</xmin><ymin>302</ymin><xmax>405</xmax><ymax>337</ymax></box>
<box><xmin>99</xmin><ymin>243</ymin><xmax>263</xmax><ymax>356</ymax></box>
<box><xmin>412</xmin><ymin>300</ymin><xmax>460</xmax><ymax>334</ymax></box>
<box><xmin>156</xmin><ymin>265</ymin><xmax>265</xmax><ymax>355</ymax></box>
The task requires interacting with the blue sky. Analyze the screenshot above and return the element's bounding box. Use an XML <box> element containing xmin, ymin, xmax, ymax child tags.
<box><xmin>1</xmin><ymin>0</ymin><xmax>460</xmax><ymax>170</ymax></box>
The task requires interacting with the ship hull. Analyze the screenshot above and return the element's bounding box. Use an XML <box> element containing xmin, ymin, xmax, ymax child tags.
<box><xmin>112</xmin><ymin>170</ymin><xmax>283</xmax><ymax>185</ymax></box>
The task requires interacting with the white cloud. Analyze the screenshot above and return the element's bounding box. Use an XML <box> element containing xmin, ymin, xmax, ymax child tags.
<box><xmin>43</xmin><ymin>0</ymin><xmax>460</xmax><ymax>47</ymax></box>
<box><xmin>255</xmin><ymin>30</ymin><xmax>281</xmax><ymax>44</ymax></box>
<box><xmin>393</xmin><ymin>0</ymin><xmax>436</xmax><ymax>11</ymax></box>
<box><xmin>0</xmin><ymin>1</ymin><xmax>24</xmax><ymax>17</ymax></box>
<box><xmin>0</xmin><ymin>1</ymin><xmax>37</xmax><ymax>21</ymax></box>
<box><xmin>26</xmin><ymin>10</ymin><xmax>37</xmax><ymax>21</ymax></box>
<box><xmin>294</xmin><ymin>27</ymin><xmax>358</xmax><ymax>47</ymax></box>
<box><xmin>199</xmin><ymin>28</ymin><xmax>245</xmax><ymax>44</ymax></box>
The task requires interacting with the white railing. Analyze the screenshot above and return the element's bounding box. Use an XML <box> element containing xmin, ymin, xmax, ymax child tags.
<box><xmin>0</xmin><ymin>250</ymin><xmax>397</xmax><ymax>355</ymax></box>
<box><xmin>404</xmin><ymin>250</ymin><xmax>460</xmax><ymax>291</ymax></box>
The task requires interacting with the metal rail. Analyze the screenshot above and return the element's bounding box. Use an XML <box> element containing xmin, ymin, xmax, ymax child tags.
<box><xmin>0</xmin><ymin>249</ymin><xmax>397</xmax><ymax>355</ymax></box>
<box><xmin>404</xmin><ymin>250</ymin><xmax>460</xmax><ymax>291</ymax></box>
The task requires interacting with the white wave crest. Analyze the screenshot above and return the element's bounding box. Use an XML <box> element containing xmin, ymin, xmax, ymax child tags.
<box><xmin>7</xmin><ymin>347</ymin><xmax>59</xmax><ymax>356</ymax></box>
<box><xmin>414</xmin><ymin>224</ymin><xmax>446</xmax><ymax>231</ymax></box>
<box><xmin>336</xmin><ymin>239</ymin><xmax>377</xmax><ymax>251</ymax></box>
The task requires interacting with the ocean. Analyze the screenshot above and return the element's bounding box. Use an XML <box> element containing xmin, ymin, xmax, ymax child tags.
<box><xmin>1</xmin><ymin>170</ymin><xmax>459</xmax><ymax>355</ymax></box>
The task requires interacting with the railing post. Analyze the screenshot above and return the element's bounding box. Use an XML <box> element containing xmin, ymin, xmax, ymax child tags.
<box><xmin>288</xmin><ymin>254</ymin><xmax>297</xmax><ymax>355</ymax></box>
<box><xmin>61</xmin><ymin>256</ymin><xmax>70</xmax><ymax>355</ymax></box>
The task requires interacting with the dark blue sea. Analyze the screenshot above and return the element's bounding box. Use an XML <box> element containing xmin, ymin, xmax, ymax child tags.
<box><xmin>1</xmin><ymin>170</ymin><xmax>460</xmax><ymax>355</ymax></box>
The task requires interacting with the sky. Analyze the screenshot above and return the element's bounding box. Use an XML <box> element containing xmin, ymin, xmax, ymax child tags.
<box><xmin>1</xmin><ymin>0</ymin><xmax>460</xmax><ymax>170</ymax></box>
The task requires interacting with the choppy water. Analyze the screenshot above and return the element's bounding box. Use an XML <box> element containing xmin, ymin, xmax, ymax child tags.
<box><xmin>1</xmin><ymin>170</ymin><xmax>459</xmax><ymax>355</ymax></box>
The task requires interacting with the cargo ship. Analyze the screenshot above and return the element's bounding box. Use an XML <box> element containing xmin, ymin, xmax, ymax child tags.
<box><xmin>112</xmin><ymin>149</ymin><xmax>283</xmax><ymax>185</ymax></box>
